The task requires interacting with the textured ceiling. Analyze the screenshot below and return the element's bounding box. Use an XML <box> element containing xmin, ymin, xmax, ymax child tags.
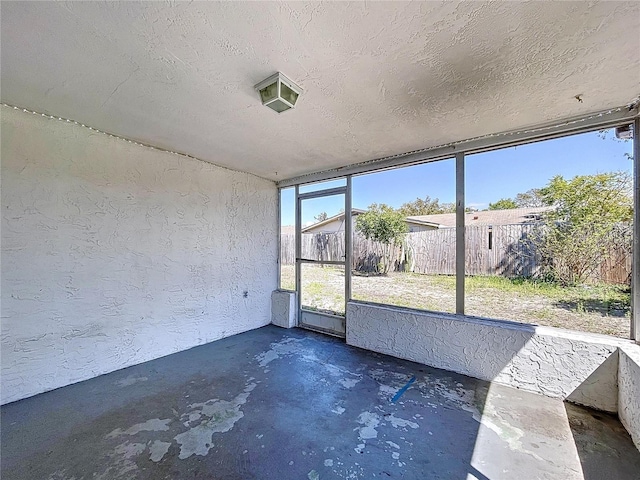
<box><xmin>2</xmin><ymin>1</ymin><xmax>639</xmax><ymax>181</ymax></box>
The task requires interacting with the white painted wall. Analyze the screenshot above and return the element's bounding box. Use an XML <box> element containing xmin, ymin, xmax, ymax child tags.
<box><xmin>618</xmin><ymin>345</ymin><xmax>640</xmax><ymax>451</ymax></box>
<box><xmin>346</xmin><ymin>302</ymin><xmax>632</xmax><ymax>412</ymax></box>
<box><xmin>1</xmin><ymin>107</ymin><xmax>277</xmax><ymax>404</ymax></box>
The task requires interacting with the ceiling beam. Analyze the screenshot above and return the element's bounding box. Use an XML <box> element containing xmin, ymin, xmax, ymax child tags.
<box><xmin>277</xmin><ymin>103</ymin><xmax>639</xmax><ymax>188</ymax></box>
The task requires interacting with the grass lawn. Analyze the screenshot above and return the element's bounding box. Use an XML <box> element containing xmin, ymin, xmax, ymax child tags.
<box><xmin>280</xmin><ymin>265</ymin><xmax>631</xmax><ymax>338</ymax></box>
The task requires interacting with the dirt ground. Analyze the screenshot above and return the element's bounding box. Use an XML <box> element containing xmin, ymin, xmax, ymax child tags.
<box><xmin>280</xmin><ymin>265</ymin><xmax>631</xmax><ymax>339</ymax></box>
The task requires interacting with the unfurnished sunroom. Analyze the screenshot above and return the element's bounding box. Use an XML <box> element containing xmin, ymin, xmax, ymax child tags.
<box><xmin>1</xmin><ymin>2</ymin><xmax>640</xmax><ymax>479</ymax></box>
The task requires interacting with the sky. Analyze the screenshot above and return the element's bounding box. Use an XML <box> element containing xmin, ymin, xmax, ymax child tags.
<box><xmin>281</xmin><ymin>129</ymin><xmax>633</xmax><ymax>226</ymax></box>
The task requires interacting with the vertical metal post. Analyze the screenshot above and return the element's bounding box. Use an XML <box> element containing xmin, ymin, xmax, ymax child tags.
<box><xmin>295</xmin><ymin>185</ymin><xmax>301</xmax><ymax>316</ymax></box>
<box><xmin>277</xmin><ymin>187</ymin><xmax>282</xmax><ymax>289</ymax></box>
<box><xmin>345</xmin><ymin>176</ymin><xmax>353</xmax><ymax>312</ymax></box>
<box><xmin>456</xmin><ymin>152</ymin><xmax>465</xmax><ymax>315</ymax></box>
<box><xmin>633</xmin><ymin>117</ymin><xmax>640</xmax><ymax>342</ymax></box>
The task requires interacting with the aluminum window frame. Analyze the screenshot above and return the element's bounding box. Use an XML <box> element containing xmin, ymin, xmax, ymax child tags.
<box><xmin>277</xmin><ymin>107</ymin><xmax>640</xmax><ymax>341</ymax></box>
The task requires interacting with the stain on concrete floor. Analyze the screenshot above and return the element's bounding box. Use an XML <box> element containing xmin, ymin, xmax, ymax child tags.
<box><xmin>1</xmin><ymin>326</ymin><xmax>639</xmax><ymax>479</ymax></box>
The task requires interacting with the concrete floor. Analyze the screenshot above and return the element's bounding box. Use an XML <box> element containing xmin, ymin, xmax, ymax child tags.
<box><xmin>2</xmin><ymin>326</ymin><xmax>639</xmax><ymax>480</ymax></box>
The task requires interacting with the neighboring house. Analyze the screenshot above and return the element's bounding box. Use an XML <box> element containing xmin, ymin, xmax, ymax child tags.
<box><xmin>301</xmin><ymin>209</ymin><xmax>441</xmax><ymax>234</ymax></box>
<box><xmin>404</xmin><ymin>218</ymin><xmax>443</xmax><ymax>232</ymax></box>
<box><xmin>294</xmin><ymin>206</ymin><xmax>554</xmax><ymax>235</ymax></box>
<box><xmin>301</xmin><ymin>209</ymin><xmax>366</xmax><ymax>234</ymax></box>
<box><xmin>407</xmin><ymin>206</ymin><xmax>555</xmax><ymax>228</ymax></box>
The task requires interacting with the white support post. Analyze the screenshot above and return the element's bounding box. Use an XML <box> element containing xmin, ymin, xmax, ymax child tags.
<box><xmin>277</xmin><ymin>188</ymin><xmax>282</xmax><ymax>289</ymax></box>
<box><xmin>295</xmin><ymin>185</ymin><xmax>301</xmax><ymax>316</ymax></box>
<box><xmin>633</xmin><ymin>117</ymin><xmax>640</xmax><ymax>342</ymax></box>
<box><xmin>345</xmin><ymin>176</ymin><xmax>353</xmax><ymax>309</ymax></box>
<box><xmin>456</xmin><ymin>152</ymin><xmax>465</xmax><ymax>315</ymax></box>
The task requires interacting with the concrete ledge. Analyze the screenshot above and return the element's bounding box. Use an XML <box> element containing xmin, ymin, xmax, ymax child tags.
<box><xmin>271</xmin><ymin>290</ymin><xmax>297</xmax><ymax>328</ymax></box>
<box><xmin>346</xmin><ymin>301</ymin><xmax>632</xmax><ymax>413</ymax></box>
<box><xmin>619</xmin><ymin>344</ymin><xmax>640</xmax><ymax>451</ymax></box>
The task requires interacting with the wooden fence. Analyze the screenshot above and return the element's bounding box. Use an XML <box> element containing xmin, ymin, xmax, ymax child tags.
<box><xmin>280</xmin><ymin>224</ymin><xmax>631</xmax><ymax>284</ymax></box>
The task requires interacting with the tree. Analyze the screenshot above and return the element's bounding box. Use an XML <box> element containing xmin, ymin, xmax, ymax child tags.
<box><xmin>398</xmin><ymin>196</ymin><xmax>455</xmax><ymax>216</ymax></box>
<box><xmin>531</xmin><ymin>171</ymin><xmax>632</xmax><ymax>285</ymax></box>
<box><xmin>314</xmin><ymin>212</ymin><xmax>328</xmax><ymax>222</ymax></box>
<box><xmin>488</xmin><ymin>198</ymin><xmax>517</xmax><ymax>210</ymax></box>
<box><xmin>355</xmin><ymin>203</ymin><xmax>408</xmax><ymax>274</ymax></box>
<box><xmin>514</xmin><ymin>188</ymin><xmax>545</xmax><ymax>208</ymax></box>
<box><xmin>485</xmin><ymin>189</ymin><xmax>545</xmax><ymax>210</ymax></box>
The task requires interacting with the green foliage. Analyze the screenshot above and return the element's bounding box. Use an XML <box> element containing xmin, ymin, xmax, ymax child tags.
<box><xmin>540</xmin><ymin>172</ymin><xmax>632</xmax><ymax>225</ymax></box>
<box><xmin>356</xmin><ymin>203</ymin><xmax>408</xmax><ymax>273</ymax></box>
<box><xmin>514</xmin><ymin>188</ymin><xmax>545</xmax><ymax>208</ymax></box>
<box><xmin>532</xmin><ymin>171</ymin><xmax>632</xmax><ymax>286</ymax></box>
<box><xmin>356</xmin><ymin>203</ymin><xmax>408</xmax><ymax>245</ymax></box>
<box><xmin>488</xmin><ymin>198</ymin><xmax>518</xmax><ymax>210</ymax></box>
<box><xmin>398</xmin><ymin>196</ymin><xmax>455</xmax><ymax>216</ymax></box>
<box><xmin>488</xmin><ymin>189</ymin><xmax>544</xmax><ymax>209</ymax></box>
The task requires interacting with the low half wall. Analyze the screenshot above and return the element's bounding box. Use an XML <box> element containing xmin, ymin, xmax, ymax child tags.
<box><xmin>619</xmin><ymin>344</ymin><xmax>640</xmax><ymax>450</ymax></box>
<box><xmin>271</xmin><ymin>290</ymin><xmax>297</xmax><ymax>329</ymax></box>
<box><xmin>346</xmin><ymin>301</ymin><xmax>631</xmax><ymax>413</ymax></box>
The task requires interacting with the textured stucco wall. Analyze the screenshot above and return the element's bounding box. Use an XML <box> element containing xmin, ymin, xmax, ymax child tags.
<box><xmin>271</xmin><ymin>290</ymin><xmax>297</xmax><ymax>328</ymax></box>
<box><xmin>346</xmin><ymin>302</ymin><xmax>627</xmax><ymax>412</ymax></box>
<box><xmin>1</xmin><ymin>107</ymin><xmax>277</xmax><ymax>404</ymax></box>
<box><xmin>618</xmin><ymin>345</ymin><xmax>640</xmax><ymax>451</ymax></box>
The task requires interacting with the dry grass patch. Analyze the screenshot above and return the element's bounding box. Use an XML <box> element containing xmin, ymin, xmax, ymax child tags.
<box><xmin>280</xmin><ymin>265</ymin><xmax>630</xmax><ymax>338</ymax></box>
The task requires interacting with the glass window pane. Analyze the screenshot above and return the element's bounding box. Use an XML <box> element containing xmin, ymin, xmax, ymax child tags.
<box><xmin>259</xmin><ymin>83</ymin><xmax>277</xmax><ymax>103</ymax></box>
<box><xmin>279</xmin><ymin>187</ymin><xmax>295</xmax><ymax>291</ymax></box>
<box><xmin>299</xmin><ymin>178</ymin><xmax>347</xmax><ymax>194</ymax></box>
<box><xmin>465</xmin><ymin>129</ymin><xmax>633</xmax><ymax>339</ymax></box>
<box><xmin>280</xmin><ymin>83</ymin><xmax>299</xmax><ymax>105</ymax></box>
<box><xmin>351</xmin><ymin>160</ymin><xmax>456</xmax><ymax>313</ymax></box>
<box><xmin>301</xmin><ymin>263</ymin><xmax>345</xmax><ymax>316</ymax></box>
<box><xmin>267</xmin><ymin>99</ymin><xmax>291</xmax><ymax>113</ymax></box>
<box><xmin>300</xmin><ymin>194</ymin><xmax>345</xmax><ymax>260</ymax></box>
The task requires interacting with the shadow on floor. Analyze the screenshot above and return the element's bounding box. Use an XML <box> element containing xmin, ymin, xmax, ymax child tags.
<box><xmin>565</xmin><ymin>402</ymin><xmax>640</xmax><ymax>480</ymax></box>
<box><xmin>552</xmin><ymin>298</ymin><xmax>629</xmax><ymax>318</ymax></box>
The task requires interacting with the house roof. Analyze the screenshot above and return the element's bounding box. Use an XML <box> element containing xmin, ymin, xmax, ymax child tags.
<box><xmin>301</xmin><ymin>209</ymin><xmax>366</xmax><ymax>233</ymax></box>
<box><xmin>2</xmin><ymin>2</ymin><xmax>638</xmax><ymax>181</ymax></box>
<box><xmin>405</xmin><ymin>218</ymin><xmax>442</xmax><ymax>229</ymax></box>
<box><xmin>292</xmin><ymin>206</ymin><xmax>555</xmax><ymax>233</ymax></box>
<box><xmin>301</xmin><ymin>209</ymin><xmax>441</xmax><ymax>233</ymax></box>
<box><xmin>407</xmin><ymin>207</ymin><xmax>555</xmax><ymax>227</ymax></box>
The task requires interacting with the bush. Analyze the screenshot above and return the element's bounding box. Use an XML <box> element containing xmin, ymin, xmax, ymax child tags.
<box><xmin>531</xmin><ymin>172</ymin><xmax>632</xmax><ymax>286</ymax></box>
<box><xmin>355</xmin><ymin>203</ymin><xmax>408</xmax><ymax>274</ymax></box>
